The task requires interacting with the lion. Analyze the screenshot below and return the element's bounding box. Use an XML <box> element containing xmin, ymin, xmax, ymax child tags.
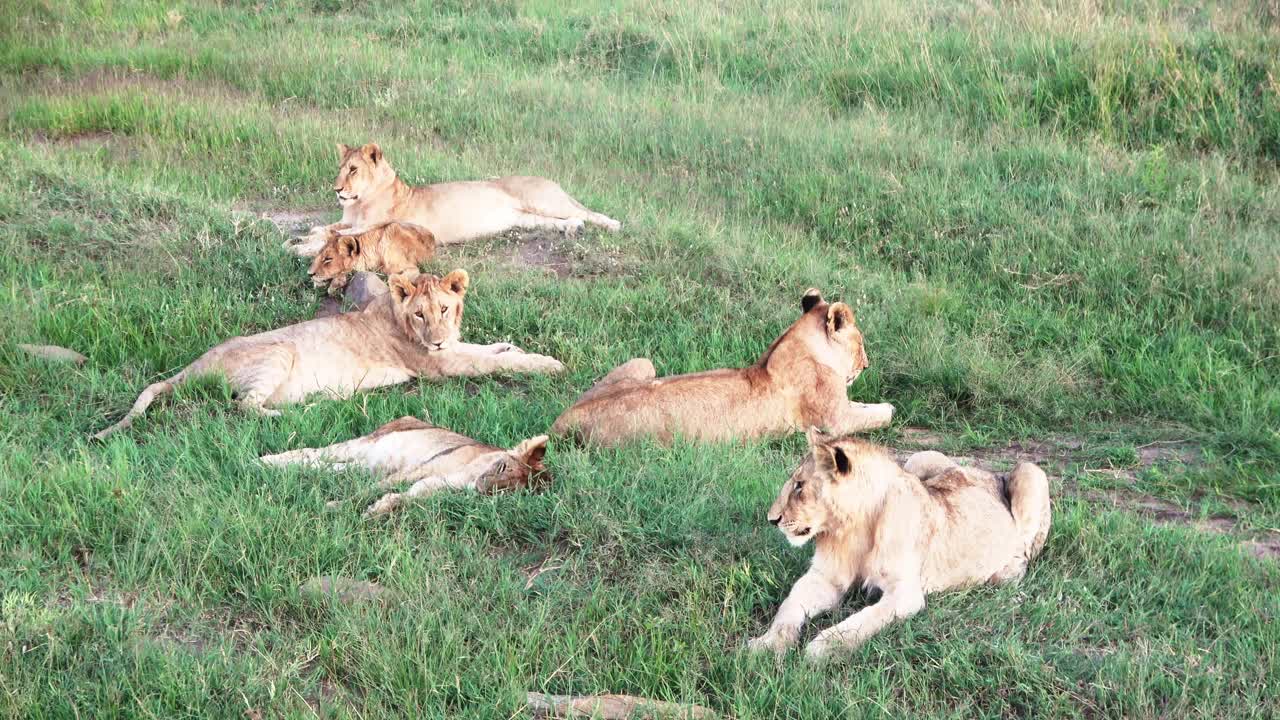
<box><xmin>286</xmin><ymin>143</ymin><xmax>620</xmax><ymax>256</ymax></box>
<box><xmin>259</xmin><ymin>415</ymin><xmax>550</xmax><ymax>517</ymax></box>
<box><xmin>747</xmin><ymin>429</ymin><xmax>1052</xmax><ymax>661</ymax></box>
<box><xmin>92</xmin><ymin>270</ymin><xmax>565</xmax><ymax>441</ymax></box>
<box><xmin>550</xmin><ymin>289</ymin><xmax>894</xmax><ymax>446</ymax></box>
<box><xmin>308</xmin><ymin>221</ymin><xmax>436</xmax><ymax>294</ymax></box>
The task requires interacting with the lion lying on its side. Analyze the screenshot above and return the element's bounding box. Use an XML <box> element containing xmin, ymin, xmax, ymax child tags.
<box><xmin>259</xmin><ymin>416</ymin><xmax>550</xmax><ymax>517</ymax></box>
<box><xmin>748</xmin><ymin>429</ymin><xmax>1052</xmax><ymax>661</ymax></box>
<box><xmin>287</xmin><ymin>143</ymin><xmax>620</xmax><ymax>256</ymax></box>
<box><xmin>92</xmin><ymin>270</ymin><xmax>564</xmax><ymax>440</ymax></box>
<box><xmin>550</xmin><ymin>289</ymin><xmax>894</xmax><ymax>446</ymax></box>
<box><xmin>308</xmin><ymin>221</ymin><xmax>436</xmax><ymax>294</ymax></box>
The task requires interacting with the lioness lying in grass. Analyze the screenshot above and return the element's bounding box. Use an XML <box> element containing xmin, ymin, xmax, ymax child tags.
<box><xmin>551</xmin><ymin>289</ymin><xmax>894</xmax><ymax>446</ymax></box>
<box><xmin>259</xmin><ymin>416</ymin><xmax>550</xmax><ymax>517</ymax></box>
<box><xmin>92</xmin><ymin>270</ymin><xmax>564</xmax><ymax>440</ymax></box>
<box><xmin>286</xmin><ymin>143</ymin><xmax>620</xmax><ymax>256</ymax></box>
<box><xmin>749</xmin><ymin>429</ymin><xmax>1051</xmax><ymax>661</ymax></box>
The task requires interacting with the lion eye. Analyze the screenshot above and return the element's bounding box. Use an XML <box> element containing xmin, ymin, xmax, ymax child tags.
<box><xmin>349</xmin><ymin>166</ymin><xmax>357</xmax><ymax>173</ymax></box>
<box><xmin>414</xmin><ymin>311</ymin><xmax>424</xmax><ymax>320</ymax></box>
<box><xmin>441</xmin><ymin>306</ymin><xmax>449</xmax><ymax>316</ymax></box>
<box><xmin>323</xmin><ymin>258</ymin><xmax>331</xmax><ymax>265</ymax></box>
<box><xmin>792</xmin><ymin>482</ymin><xmax>804</xmax><ymax>495</ymax></box>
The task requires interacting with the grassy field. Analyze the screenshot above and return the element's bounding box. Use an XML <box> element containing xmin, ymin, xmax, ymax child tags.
<box><xmin>2</xmin><ymin>0</ymin><xmax>1278</xmax><ymax>717</ymax></box>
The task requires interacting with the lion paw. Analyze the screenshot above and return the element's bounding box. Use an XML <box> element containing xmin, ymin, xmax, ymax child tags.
<box><xmin>363</xmin><ymin>493</ymin><xmax>404</xmax><ymax>518</ymax></box>
<box><xmin>746</xmin><ymin>632</ymin><xmax>792</xmax><ymax>655</ymax></box>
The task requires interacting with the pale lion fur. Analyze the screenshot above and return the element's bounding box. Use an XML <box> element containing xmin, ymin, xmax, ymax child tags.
<box><xmin>287</xmin><ymin>143</ymin><xmax>620</xmax><ymax>256</ymax></box>
<box><xmin>550</xmin><ymin>289</ymin><xmax>894</xmax><ymax>446</ymax></box>
<box><xmin>308</xmin><ymin>221</ymin><xmax>436</xmax><ymax>293</ymax></box>
<box><xmin>92</xmin><ymin>270</ymin><xmax>564</xmax><ymax>440</ymax></box>
<box><xmin>748</xmin><ymin>429</ymin><xmax>1052</xmax><ymax>661</ymax></box>
<box><xmin>259</xmin><ymin>416</ymin><xmax>550</xmax><ymax>517</ymax></box>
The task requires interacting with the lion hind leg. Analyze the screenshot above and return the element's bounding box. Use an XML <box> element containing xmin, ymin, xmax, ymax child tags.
<box><xmin>512</xmin><ymin>212</ymin><xmax>584</xmax><ymax>237</ymax></box>
<box><xmin>577</xmin><ymin>358</ymin><xmax>655</xmax><ymax>403</ymax></box>
<box><xmin>902</xmin><ymin>450</ymin><xmax>958</xmax><ymax>481</ymax></box>
<box><xmin>1008</xmin><ymin>461</ymin><xmax>1052</xmax><ymax>562</ymax></box>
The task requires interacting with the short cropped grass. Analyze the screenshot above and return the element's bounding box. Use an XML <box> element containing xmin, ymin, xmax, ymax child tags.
<box><xmin>1</xmin><ymin>1</ymin><xmax>1277</xmax><ymax>718</ymax></box>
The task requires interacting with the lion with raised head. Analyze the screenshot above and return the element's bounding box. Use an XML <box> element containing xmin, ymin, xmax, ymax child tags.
<box><xmin>748</xmin><ymin>429</ymin><xmax>1052</xmax><ymax>661</ymax></box>
<box><xmin>550</xmin><ymin>289</ymin><xmax>894</xmax><ymax>446</ymax></box>
<box><xmin>308</xmin><ymin>221</ymin><xmax>436</xmax><ymax>293</ymax></box>
<box><xmin>286</xmin><ymin>143</ymin><xmax>620</xmax><ymax>256</ymax></box>
<box><xmin>260</xmin><ymin>415</ymin><xmax>550</xmax><ymax>517</ymax></box>
<box><xmin>92</xmin><ymin>270</ymin><xmax>565</xmax><ymax>440</ymax></box>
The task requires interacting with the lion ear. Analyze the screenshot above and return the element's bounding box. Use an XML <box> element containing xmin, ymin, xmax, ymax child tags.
<box><xmin>805</xmin><ymin>426</ymin><xmax>831</xmax><ymax>448</ymax></box>
<box><xmin>826</xmin><ymin>302</ymin><xmax>855</xmax><ymax>334</ymax></box>
<box><xmin>337</xmin><ymin>143</ymin><xmax>351</xmax><ymax>157</ymax></box>
<box><xmin>389</xmin><ymin>273</ymin><xmax>417</xmax><ymax>303</ymax></box>
<box><xmin>514</xmin><ymin>435</ymin><xmax>549</xmax><ymax>468</ymax></box>
<box><xmin>801</xmin><ymin>288</ymin><xmax>823</xmax><ymax>313</ymax></box>
<box><xmin>442</xmin><ymin>269</ymin><xmax>469</xmax><ymax>296</ymax></box>
<box><xmin>814</xmin><ymin>442</ymin><xmax>851</xmax><ymax>477</ymax></box>
<box><xmin>361</xmin><ymin>142</ymin><xmax>382</xmax><ymax>164</ymax></box>
<box><xmin>338</xmin><ymin>236</ymin><xmax>360</xmax><ymax>257</ymax></box>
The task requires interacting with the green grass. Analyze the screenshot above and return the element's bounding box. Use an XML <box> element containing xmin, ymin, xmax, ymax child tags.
<box><xmin>1</xmin><ymin>0</ymin><xmax>1278</xmax><ymax>717</ymax></box>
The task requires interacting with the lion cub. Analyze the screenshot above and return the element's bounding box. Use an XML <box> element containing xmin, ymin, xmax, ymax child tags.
<box><xmin>260</xmin><ymin>416</ymin><xmax>549</xmax><ymax>517</ymax></box>
<box><xmin>286</xmin><ymin>142</ymin><xmax>620</xmax><ymax>256</ymax></box>
<box><xmin>748</xmin><ymin>429</ymin><xmax>1051</xmax><ymax>661</ymax></box>
<box><xmin>551</xmin><ymin>289</ymin><xmax>894</xmax><ymax>446</ymax></box>
<box><xmin>92</xmin><ymin>270</ymin><xmax>565</xmax><ymax>440</ymax></box>
<box><xmin>309</xmin><ymin>221</ymin><xmax>436</xmax><ymax>294</ymax></box>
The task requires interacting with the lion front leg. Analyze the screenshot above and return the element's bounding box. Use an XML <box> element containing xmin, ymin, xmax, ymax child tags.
<box><xmin>433</xmin><ymin>344</ymin><xmax>566</xmax><ymax>377</ymax></box>
<box><xmin>747</xmin><ymin>569</ymin><xmax>845</xmax><ymax>655</ymax></box>
<box><xmin>363</xmin><ymin>467</ymin><xmax>478</xmax><ymax>518</ymax></box>
<box><xmin>831</xmin><ymin>401</ymin><xmax>895</xmax><ymax>433</ymax></box>
<box><xmin>286</xmin><ymin>222</ymin><xmax>348</xmax><ymax>257</ymax></box>
<box><xmin>804</xmin><ymin>586</ymin><xmax>925</xmax><ymax>663</ymax></box>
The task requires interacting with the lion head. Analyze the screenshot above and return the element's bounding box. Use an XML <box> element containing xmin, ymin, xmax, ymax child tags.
<box><xmin>333</xmin><ymin>142</ymin><xmax>395</xmax><ymax>207</ymax></box>
<box><xmin>388</xmin><ymin>269</ymin><xmax>468</xmax><ymax>351</ymax></box>
<box><xmin>766</xmin><ymin>428</ymin><xmax>893</xmax><ymax>547</ymax></box>
<box><xmin>474</xmin><ymin>435</ymin><xmax>552</xmax><ymax>494</ymax></box>
<box><xmin>797</xmin><ymin>288</ymin><xmax>871</xmax><ymax>386</ymax></box>
<box><xmin>307</xmin><ymin>229</ymin><xmax>357</xmax><ymax>285</ymax></box>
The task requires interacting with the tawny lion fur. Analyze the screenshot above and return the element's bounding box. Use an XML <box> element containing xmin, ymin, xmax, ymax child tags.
<box><xmin>259</xmin><ymin>416</ymin><xmax>551</xmax><ymax>518</ymax></box>
<box><xmin>287</xmin><ymin>142</ymin><xmax>620</xmax><ymax>256</ymax></box>
<box><xmin>308</xmin><ymin>221</ymin><xmax>436</xmax><ymax>293</ymax></box>
<box><xmin>550</xmin><ymin>289</ymin><xmax>894</xmax><ymax>446</ymax></box>
<box><xmin>92</xmin><ymin>270</ymin><xmax>564</xmax><ymax>441</ymax></box>
<box><xmin>748</xmin><ymin>430</ymin><xmax>1052</xmax><ymax>661</ymax></box>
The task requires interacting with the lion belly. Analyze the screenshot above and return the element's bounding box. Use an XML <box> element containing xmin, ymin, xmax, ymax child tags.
<box><xmin>403</xmin><ymin>182</ymin><xmax>524</xmax><ymax>245</ymax></box>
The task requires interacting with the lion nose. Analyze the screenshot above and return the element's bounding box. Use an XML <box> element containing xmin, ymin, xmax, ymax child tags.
<box><xmin>768</xmin><ymin>515</ymin><xmax>781</xmax><ymax>526</ymax></box>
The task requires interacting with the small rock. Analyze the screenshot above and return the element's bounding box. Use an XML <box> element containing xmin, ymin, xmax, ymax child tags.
<box><xmin>17</xmin><ymin>344</ymin><xmax>87</xmax><ymax>365</ymax></box>
<box><xmin>298</xmin><ymin>576</ymin><xmax>401</xmax><ymax>605</ymax></box>
<box><xmin>346</xmin><ymin>272</ymin><xmax>388</xmax><ymax>310</ymax></box>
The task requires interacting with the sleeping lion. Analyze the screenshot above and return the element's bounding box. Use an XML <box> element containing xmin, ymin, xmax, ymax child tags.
<box><xmin>287</xmin><ymin>143</ymin><xmax>620</xmax><ymax>256</ymax></box>
<box><xmin>550</xmin><ymin>289</ymin><xmax>894</xmax><ymax>446</ymax></box>
<box><xmin>308</xmin><ymin>221</ymin><xmax>436</xmax><ymax>294</ymax></box>
<box><xmin>92</xmin><ymin>270</ymin><xmax>564</xmax><ymax>440</ymax></box>
<box><xmin>260</xmin><ymin>416</ymin><xmax>550</xmax><ymax>518</ymax></box>
<box><xmin>748</xmin><ymin>429</ymin><xmax>1052</xmax><ymax>661</ymax></box>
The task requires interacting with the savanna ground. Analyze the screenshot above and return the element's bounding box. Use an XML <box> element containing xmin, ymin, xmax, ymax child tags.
<box><xmin>2</xmin><ymin>0</ymin><xmax>1279</xmax><ymax>717</ymax></box>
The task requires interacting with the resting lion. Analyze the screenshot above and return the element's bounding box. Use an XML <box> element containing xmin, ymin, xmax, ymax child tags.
<box><xmin>748</xmin><ymin>429</ymin><xmax>1052</xmax><ymax>661</ymax></box>
<box><xmin>286</xmin><ymin>143</ymin><xmax>620</xmax><ymax>256</ymax></box>
<box><xmin>92</xmin><ymin>270</ymin><xmax>565</xmax><ymax>440</ymax></box>
<box><xmin>550</xmin><ymin>289</ymin><xmax>894</xmax><ymax>446</ymax></box>
<box><xmin>309</xmin><ymin>221</ymin><xmax>436</xmax><ymax>294</ymax></box>
<box><xmin>260</xmin><ymin>416</ymin><xmax>550</xmax><ymax>517</ymax></box>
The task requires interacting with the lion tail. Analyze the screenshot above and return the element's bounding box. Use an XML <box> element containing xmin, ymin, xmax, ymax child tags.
<box><xmin>91</xmin><ymin>373</ymin><xmax>183</xmax><ymax>442</ymax></box>
<box><xmin>1006</xmin><ymin>461</ymin><xmax>1052</xmax><ymax>562</ymax></box>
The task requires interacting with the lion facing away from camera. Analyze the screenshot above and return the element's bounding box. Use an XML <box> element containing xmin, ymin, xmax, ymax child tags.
<box><xmin>748</xmin><ymin>429</ymin><xmax>1052</xmax><ymax>661</ymax></box>
<box><xmin>286</xmin><ymin>143</ymin><xmax>620</xmax><ymax>256</ymax></box>
<box><xmin>308</xmin><ymin>221</ymin><xmax>436</xmax><ymax>293</ymax></box>
<box><xmin>550</xmin><ymin>289</ymin><xmax>894</xmax><ymax>446</ymax></box>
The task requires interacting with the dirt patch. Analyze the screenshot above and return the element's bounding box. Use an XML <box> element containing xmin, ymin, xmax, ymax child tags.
<box><xmin>443</xmin><ymin>227</ymin><xmax>629</xmax><ymax>280</ymax></box>
<box><xmin>238</xmin><ymin>206</ymin><xmax>333</xmax><ymax>237</ymax></box>
<box><xmin>1085</xmin><ymin>488</ymin><xmax>1280</xmax><ymax>561</ymax></box>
